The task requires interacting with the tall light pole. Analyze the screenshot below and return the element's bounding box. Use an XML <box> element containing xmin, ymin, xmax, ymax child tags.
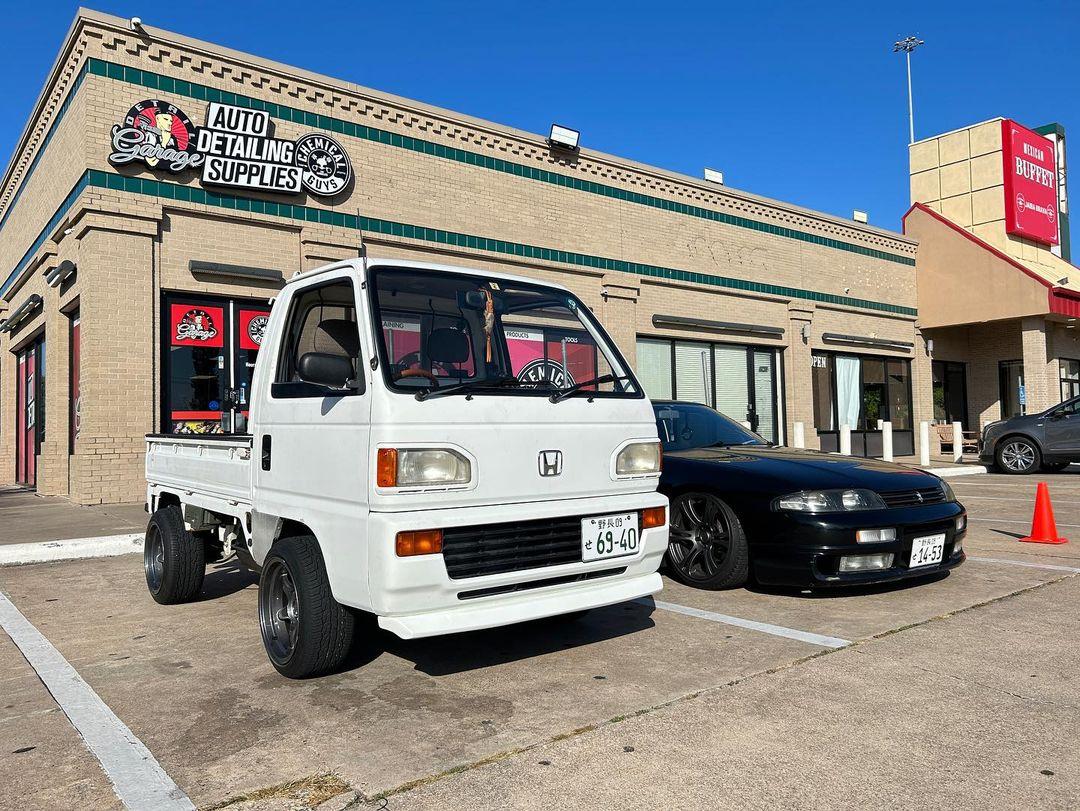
<box><xmin>893</xmin><ymin>36</ymin><xmax>924</xmax><ymax>144</ymax></box>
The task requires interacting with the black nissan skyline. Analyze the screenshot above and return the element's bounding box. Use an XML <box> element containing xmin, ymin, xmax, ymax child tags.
<box><xmin>653</xmin><ymin>401</ymin><xmax>967</xmax><ymax>590</ymax></box>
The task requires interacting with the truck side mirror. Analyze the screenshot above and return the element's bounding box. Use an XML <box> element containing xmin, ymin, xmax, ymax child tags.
<box><xmin>298</xmin><ymin>352</ymin><xmax>356</xmax><ymax>390</ymax></box>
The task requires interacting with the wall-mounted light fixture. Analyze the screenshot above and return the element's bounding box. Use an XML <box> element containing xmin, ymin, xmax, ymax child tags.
<box><xmin>801</xmin><ymin>323</ymin><xmax>811</xmax><ymax>342</ymax></box>
<box><xmin>547</xmin><ymin>124</ymin><xmax>580</xmax><ymax>152</ymax></box>
<box><xmin>926</xmin><ymin>338</ymin><xmax>934</xmax><ymax>355</ymax></box>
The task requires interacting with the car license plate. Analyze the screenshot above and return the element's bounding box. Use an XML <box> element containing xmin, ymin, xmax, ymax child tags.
<box><xmin>582</xmin><ymin>512</ymin><xmax>639</xmax><ymax>562</ymax></box>
<box><xmin>909</xmin><ymin>533</ymin><xmax>946</xmax><ymax>568</ymax></box>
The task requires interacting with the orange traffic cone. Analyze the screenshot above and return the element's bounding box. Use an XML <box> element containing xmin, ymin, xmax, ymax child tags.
<box><xmin>1020</xmin><ymin>482</ymin><xmax>1069</xmax><ymax>545</ymax></box>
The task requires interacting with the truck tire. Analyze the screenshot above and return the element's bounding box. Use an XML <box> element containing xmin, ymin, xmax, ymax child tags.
<box><xmin>145</xmin><ymin>505</ymin><xmax>206</xmax><ymax>604</ymax></box>
<box><xmin>258</xmin><ymin>535</ymin><xmax>354</xmax><ymax>679</ymax></box>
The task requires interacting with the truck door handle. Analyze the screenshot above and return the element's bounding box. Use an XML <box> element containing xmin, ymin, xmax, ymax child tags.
<box><xmin>261</xmin><ymin>435</ymin><xmax>272</xmax><ymax>471</ymax></box>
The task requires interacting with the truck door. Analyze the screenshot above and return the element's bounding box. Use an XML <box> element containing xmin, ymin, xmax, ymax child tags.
<box><xmin>250</xmin><ymin>270</ymin><xmax>371</xmax><ymax>596</ymax></box>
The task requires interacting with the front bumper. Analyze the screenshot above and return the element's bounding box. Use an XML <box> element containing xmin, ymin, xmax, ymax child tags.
<box><xmin>362</xmin><ymin>492</ymin><xmax>668</xmax><ymax>638</ymax></box>
<box><xmin>752</xmin><ymin>502</ymin><xmax>967</xmax><ymax>588</ymax></box>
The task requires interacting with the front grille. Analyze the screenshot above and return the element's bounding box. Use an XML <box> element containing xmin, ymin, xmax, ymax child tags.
<box><xmin>879</xmin><ymin>487</ymin><xmax>947</xmax><ymax>509</ymax></box>
<box><xmin>442</xmin><ymin>514</ymin><xmax>587</xmax><ymax>579</ymax></box>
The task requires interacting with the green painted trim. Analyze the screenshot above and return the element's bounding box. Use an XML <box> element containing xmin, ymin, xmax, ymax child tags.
<box><xmin>87</xmin><ymin>57</ymin><xmax>916</xmax><ymax>269</ymax></box>
<box><xmin>76</xmin><ymin>170</ymin><xmax>916</xmax><ymax>316</ymax></box>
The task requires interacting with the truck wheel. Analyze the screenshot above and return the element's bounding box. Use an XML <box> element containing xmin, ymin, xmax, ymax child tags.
<box><xmin>258</xmin><ymin>535</ymin><xmax>354</xmax><ymax>679</ymax></box>
<box><xmin>145</xmin><ymin>506</ymin><xmax>206</xmax><ymax>604</ymax></box>
<box><xmin>665</xmin><ymin>492</ymin><xmax>749</xmax><ymax>590</ymax></box>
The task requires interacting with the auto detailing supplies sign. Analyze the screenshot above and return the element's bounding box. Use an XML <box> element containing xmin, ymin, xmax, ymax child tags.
<box><xmin>1002</xmin><ymin>119</ymin><xmax>1059</xmax><ymax>246</ymax></box>
<box><xmin>109</xmin><ymin>99</ymin><xmax>352</xmax><ymax>197</ymax></box>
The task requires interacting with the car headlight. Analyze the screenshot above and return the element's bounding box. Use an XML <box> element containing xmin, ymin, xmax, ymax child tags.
<box><xmin>940</xmin><ymin>479</ymin><xmax>956</xmax><ymax>503</ymax></box>
<box><xmin>615</xmin><ymin>442</ymin><xmax>662</xmax><ymax>477</ymax></box>
<box><xmin>775</xmin><ymin>489</ymin><xmax>887</xmax><ymax>513</ymax></box>
<box><xmin>377</xmin><ymin>448</ymin><xmax>471</xmax><ymax>487</ymax></box>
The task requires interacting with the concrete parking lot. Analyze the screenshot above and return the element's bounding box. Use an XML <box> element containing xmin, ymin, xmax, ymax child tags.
<box><xmin>2</xmin><ymin>470</ymin><xmax>1079</xmax><ymax>810</ymax></box>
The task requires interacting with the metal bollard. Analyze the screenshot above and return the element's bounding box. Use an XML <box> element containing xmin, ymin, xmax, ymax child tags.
<box><xmin>793</xmin><ymin>421</ymin><xmax>805</xmax><ymax>449</ymax></box>
<box><xmin>882</xmin><ymin>421</ymin><xmax>894</xmax><ymax>462</ymax></box>
<box><xmin>840</xmin><ymin>424</ymin><xmax>852</xmax><ymax>455</ymax></box>
<box><xmin>952</xmin><ymin>421</ymin><xmax>963</xmax><ymax>464</ymax></box>
<box><xmin>919</xmin><ymin>421</ymin><xmax>931</xmax><ymax>466</ymax></box>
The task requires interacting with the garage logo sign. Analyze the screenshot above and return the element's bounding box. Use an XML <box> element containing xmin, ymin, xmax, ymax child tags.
<box><xmin>109</xmin><ymin>99</ymin><xmax>353</xmax><ymax>197</ymax></box>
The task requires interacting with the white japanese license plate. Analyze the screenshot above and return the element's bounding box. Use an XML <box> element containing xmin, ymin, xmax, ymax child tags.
<box><xmin>581</xmin><ymin>512</ymin><xmax>639</xmax><ymax>562</ymax></box>
<box><xmin>909</xmin><ymin>533</ymin><xmax>946</xmax><ymax>568</ymax></box>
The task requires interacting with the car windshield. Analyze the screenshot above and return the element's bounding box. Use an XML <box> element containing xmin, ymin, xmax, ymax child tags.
<box><xmin>369</xmin><ymin>266</ymin><xmax>639</xmax><ymax>398</ymax></box>
<box><xmin>654</xmin><ymin>402</ymin><xmax>768</xmax><ymax>451</ymax></box>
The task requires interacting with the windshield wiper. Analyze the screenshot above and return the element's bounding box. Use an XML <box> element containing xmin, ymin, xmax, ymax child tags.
<box><xmin>414</xmin><ymin>376</ymin><xmax>522</xmax><ymax>401</ymax></box>
<box><xmin>549</xmin><ymin>374</ymin><xmax>632</xmax><ymax>403</ymax></box>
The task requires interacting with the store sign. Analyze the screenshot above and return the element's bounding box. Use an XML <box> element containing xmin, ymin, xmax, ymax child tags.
<box><xmin>170</xmin><ymin>303</ymin><xmax>224</xmax><ymax>348</ymax></box>
<box><xmin>1002</xmin><ymin>119</ymin><xmax>1059</xmax><ymax>246</ymax></box>
<box><xmin>239</xmin><ymin>308</ymin><xmax>271</xmax><ymax>351</ymax></box>
<box><xmin>109</xmin><ymin>99</ymin><xmax>353</xmax><ymax>197</ymax></box>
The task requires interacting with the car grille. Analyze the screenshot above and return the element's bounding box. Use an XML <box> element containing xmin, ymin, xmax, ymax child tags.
<box><xmin>442</xmin><ymin>515</ymin><xmax>586</xmax><ymax>579</ymax></box>
<box><xmin>879</xmin><ymin>487</ymin><xmax>947</xmax><ymax>508</ymax></box>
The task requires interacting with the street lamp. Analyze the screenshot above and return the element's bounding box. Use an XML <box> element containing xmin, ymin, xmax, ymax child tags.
<box><xmin>893</xmin><ymin>36</ymin><xmax>924</xmax><ymax>145</ymax></box>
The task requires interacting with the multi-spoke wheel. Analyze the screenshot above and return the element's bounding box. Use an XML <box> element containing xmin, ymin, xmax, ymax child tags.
<box><xmin>257</xmin><ymin>535</ymin><xmax>354</xmax><ymax>679</ymax></box>
<box><xmin>665</xmin><ymin>492</ymin><xmax>749</xmax><ymax>590</ymax></box>
<box><xmin>996</xmin><ymin>437</ymin><xmax>1040</xmax><ymax>474</ymax></box>
<box><xmin>144</xmin><ymin>505</ymin><xmax>205</xmax><ymax>604</ymax></box>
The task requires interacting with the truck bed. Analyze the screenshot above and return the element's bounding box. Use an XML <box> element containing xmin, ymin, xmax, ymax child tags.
<box><xmin>145</xmin><ymin>434</ymin><xmax>253</xmax><ymax>510</ymax></box>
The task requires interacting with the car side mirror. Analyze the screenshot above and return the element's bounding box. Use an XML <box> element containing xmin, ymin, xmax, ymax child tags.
<box><xmin>298</xmin><ymin>352</ymin><xmax>357</xmax><ymax>390</ymax></box>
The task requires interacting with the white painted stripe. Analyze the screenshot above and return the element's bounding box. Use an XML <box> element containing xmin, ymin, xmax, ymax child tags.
<box><xmin>968</xmin><ymin>556</ymin><xmax>1080</xmax><ymax>574</ymax></box>
<box><xmin>0</xmin><ymin>534</ymin><xmax>142</xmax><ymax>566</ymax></box>
<box><xmin>0</xmin><ymin>590</ymin><xmax>193</xmax><ymax>810</ymax></box>
<box><xmin>957</xmin><ymin>495</ymin><xmax>1080</xmax><ymax>504</ymax></box>
<box><xmin>640</xmin><ymin>598</ymin><xmax>851</xmax><ymax>648</ymax></box>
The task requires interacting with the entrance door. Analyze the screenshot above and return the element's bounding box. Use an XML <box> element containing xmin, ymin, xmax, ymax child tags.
<box><xmin>999</xmin><ymin>360</ymin><xmax>1026</xmax><ymax>419</ymax></box>
<box><xmin>15</xmin><ymin>337</ymin><xmax>45</xmax><ymax>487</ymax></box>
<box><xmin>164</xmin><ymin>295</ymin><xmax>271</xmax><ymax>434</ymax></box>
<box><xmin>712</xmin><ymin>344</ymin><xmax>778</xmax><ymax>442</ymax></box>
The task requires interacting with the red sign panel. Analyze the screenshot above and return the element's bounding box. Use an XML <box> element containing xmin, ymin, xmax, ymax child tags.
<box><xmin>170</xmin><ymin>303</ymin><xmax>224</xmax><ymax>347</ymax></box>
<box><xmin>1002</xmin><ymin>119</ymin><xmax>1059</xmax><ymax>246</ymax></box>
<box><xmin>239</xmin><ymin>308</ymin><xmax>271</xmax><ymax>351</ymax></box>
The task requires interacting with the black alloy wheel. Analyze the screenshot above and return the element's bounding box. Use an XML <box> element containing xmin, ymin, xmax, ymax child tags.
<box><xmin>666</xmin><ymin>492</ymin><xmax>749</xmax><ymax>590</ymax></box>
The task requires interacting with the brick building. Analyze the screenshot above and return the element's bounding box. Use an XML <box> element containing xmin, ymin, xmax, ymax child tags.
<box><xmin>907</xmin><ymin>118</ymin><xmax>1079</xmax><ymax>435</ymax></box>
<box><xmin>0</xmin><ymin>9</ymin><xmax>927</xmax><ymax>504</ymax></box>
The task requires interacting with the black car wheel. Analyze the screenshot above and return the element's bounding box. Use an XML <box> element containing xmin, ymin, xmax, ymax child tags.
<box><xmin>258</xmin><ymin>535</ymin><xmax>355</xmax><ymax>679</ymax></box>
<box><xmin>996</xmin><ymin>437</ymin><xmax>1041</xmax><ymax>474</ymax></box>
<box><xmin>666</xmin><ymin>492</ymin><xmax>749</xmax><ymax>590</ymax></box>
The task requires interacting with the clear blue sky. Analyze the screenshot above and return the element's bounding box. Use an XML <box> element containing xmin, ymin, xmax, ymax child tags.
<box><xmin>1</xmin><ymin>0</ymin><xmax>1077</xmax><ymax>233</ymax></box>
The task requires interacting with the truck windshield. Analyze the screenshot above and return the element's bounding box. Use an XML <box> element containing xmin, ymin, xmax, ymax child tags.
<box><xmin>369</xmin><ymin>266</ymin><xmax>640</xmax><ymax>399</ymax></box>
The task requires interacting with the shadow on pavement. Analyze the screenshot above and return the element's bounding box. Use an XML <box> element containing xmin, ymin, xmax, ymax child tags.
<box><xmin>747</xmin><ymin>569</ymin><xmax>951</xmax><ymax>599</ymax></box>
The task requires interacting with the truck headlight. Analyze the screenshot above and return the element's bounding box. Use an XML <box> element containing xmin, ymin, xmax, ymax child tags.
<box><xmin>775</xmin><ymin>489</ymin><xmax>887</xmax><ymax>513</ymax></box>
<box><xmin>377</xmin><ymin>448</ymin><xmax>471</xmax><ymax>488</ymax></box>
<box><xmin>615</xmin><ymin>442</ymin><xmax>662</xmax><ymax>477</ymax></box>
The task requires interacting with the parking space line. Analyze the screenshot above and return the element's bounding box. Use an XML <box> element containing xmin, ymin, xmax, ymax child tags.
<box><xmin>640</xmin><ymin>598</ymin><xmax>851</xmax><ymax>648</ymax></box>
<box><xmin>968</xmin><ymin>556</ymin><xmax>1080</xmax><ymax>574</ymax></box>
<box><xmin>0</xmin><ymin>590</ymin><xmax>194</xmax><ymax>811</ymax></box>
<box><xmin>968</xmin><ymin>516</ymin><xmax>1080</xmax><ymax>529</ymax></box>
<box><xmin>957</xmin><ymin>495</ymin><xmax>1080</xmax><ymax>505</ymax></box>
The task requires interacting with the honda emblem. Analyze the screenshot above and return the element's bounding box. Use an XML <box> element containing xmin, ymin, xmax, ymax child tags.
<box><xmin>538</xmin><ymin>450</ymin><xmax>563</xmax><ymax>477</ymax></box>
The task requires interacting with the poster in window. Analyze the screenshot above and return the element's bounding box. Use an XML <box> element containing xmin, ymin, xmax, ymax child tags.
<box><xmin>170</xmin><ymin>303</ymin><xmax>224</xmax><ymax>348</ymax></box>
<box><xmin>239</xmin><ymin>308</ymin><xmax>271</xmax><ymax>351</ymax></box>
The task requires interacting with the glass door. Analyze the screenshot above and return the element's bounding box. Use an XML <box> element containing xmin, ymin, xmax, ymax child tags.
<box><xmin>999</xmin><ymin>360</ymin><xmax>1026</xmax><ymax>418</ymax></box>
<box><xmin>15</xmin><ymin>337</ymin><xmax>45</xmax><ymax>487</ymax></box>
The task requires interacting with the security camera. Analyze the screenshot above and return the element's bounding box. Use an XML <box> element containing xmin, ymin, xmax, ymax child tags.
<box><xmin>1057</xmin><ymin>277</ymin><xmax>1070</xmax><ymax>286</ymax></box>
<box><xmin>843</xmin><ymin>287</ymin><xmax>851</xmax><ymax>294</ymax></box>
<box><xmin>129</xmin><ymin>17</ymin><xmax>144</xmax><ymax>31</ymax></box>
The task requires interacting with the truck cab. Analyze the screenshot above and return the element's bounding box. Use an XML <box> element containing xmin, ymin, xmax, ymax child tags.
<box><xmin>145</xmin><ymin>258</ymin><xmax>668</xmax><ymax>677</ymax></box>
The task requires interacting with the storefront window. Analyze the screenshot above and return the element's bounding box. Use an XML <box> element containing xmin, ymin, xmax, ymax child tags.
<box><xmin>811</xmin><ymin>353</ymin><xmax>834</xmax><ymax>430</ymax></box>
<box><xmin>999</xmin><ymin>360</ymin><xmax>1025</xmax><ymax>418</ymax></box>
<box><xmin>1061</xmin><ymin>358</ymin><xmax>1080</xmax><ymax>402</ymax></box>
<box><xmin>811</xmin><ymin>351</ymin><xmax>914</xmax><ymax>454</ymax></box>
<box><xmin>634</xmin><ymin>338</ymin><xmax>672</xmax><ymax>399</ymax></box>
<box><xmin>932</xmin><ymin>360</ymin><xmax>967</xmax><ymax>427</ymax></box>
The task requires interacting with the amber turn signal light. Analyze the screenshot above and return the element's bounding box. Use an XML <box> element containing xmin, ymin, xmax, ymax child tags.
<box><xmin>377</xmin><ymin>448</ymin><xmax>398</xmax><ymax>488</ymax></box>
<box><xmin>396</xmin><ymin>529</ymin><xmax>444</xmax><ymax>557</ymax></box>
<box><xmin>641</xmin><ymin>506</ymin><xmax>666</xmax><ymax>529</ymax></box>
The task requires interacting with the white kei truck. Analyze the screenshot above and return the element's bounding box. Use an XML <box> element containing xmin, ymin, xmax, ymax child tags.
<box><xmin>144</xmin><ymin>257</ymin><xmax>668</xmax><ymax>677</ymax></box>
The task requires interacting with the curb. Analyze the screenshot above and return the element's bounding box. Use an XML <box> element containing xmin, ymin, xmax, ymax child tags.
<box><xmin>921</xmin><ymin>466</ymin><xmax>990</xmax><ymax>478</ymax></box>
<box><xmin>0</xmin><ymin>533</ymin><xmax>143</xmax><ymax>566</ymax></box>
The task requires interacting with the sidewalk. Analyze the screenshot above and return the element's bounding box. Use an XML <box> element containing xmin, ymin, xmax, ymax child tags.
<box><xmin>0</xmin><ymin>487</ymin><xmax>146</xmax><ymax>546</ymax></box>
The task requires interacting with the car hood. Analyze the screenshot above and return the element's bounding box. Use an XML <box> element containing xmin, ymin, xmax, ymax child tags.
<box><xmin>665</xmin><ymin>445</ymin><xmax>944</xmax><ymax>493</ymax></box>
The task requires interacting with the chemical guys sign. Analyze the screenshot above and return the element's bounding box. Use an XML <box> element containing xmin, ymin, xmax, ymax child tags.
<box><xmin>1002</xmin><ymin>119</ymin><xmax>1059</xmax><ymax>246</ymax></box>
<box><xmin>109</xmin><ymin>99</ymin><xmax>353</xmax><ymax>197</ymax></box>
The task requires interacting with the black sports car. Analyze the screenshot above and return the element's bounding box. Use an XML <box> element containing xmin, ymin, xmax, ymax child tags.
<box><xmin>654</xmin><ymin>401</ymin><xmax>967</xmax><ymax>590</ymax></box>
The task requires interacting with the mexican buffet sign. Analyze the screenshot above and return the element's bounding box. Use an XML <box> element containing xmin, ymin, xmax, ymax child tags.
<box><xmin>1001</xmin><ymin>119</ymin><xmax>1059</xmax><ymax>246</ymax></box>
<box><xmin>108</xmin><ymin>99</ymin><xmax>353</xmax><ymax>197</ymax></box>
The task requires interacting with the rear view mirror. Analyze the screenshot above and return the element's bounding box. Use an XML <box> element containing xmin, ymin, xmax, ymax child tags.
<box><xmin>298</xmin><ymin>352</ymin><xmax>355</xmax><ymax>390</ymax></box>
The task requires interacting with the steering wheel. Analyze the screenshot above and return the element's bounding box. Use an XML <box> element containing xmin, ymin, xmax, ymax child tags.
<box><xmin>396</xmin><ymin>368</ymin><xmax>440</xmax><ymax>384</ymax></box>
